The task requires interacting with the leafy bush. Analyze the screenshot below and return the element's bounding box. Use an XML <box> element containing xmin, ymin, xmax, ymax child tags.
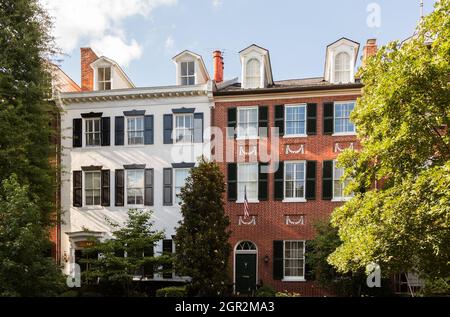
<box><xmin>255</xmin><ymin>285</ymin><xmax>276</xmax><ymax>297</ymax></box>
<box><xmin>156</xmin><ymin>286</ymin><xmax>187</xmax><ymax>297</ymax></box>
<box><xmin>276</xmin><ymin>291</ymin><xmax>302</xmax><ymax>297</ymax></box>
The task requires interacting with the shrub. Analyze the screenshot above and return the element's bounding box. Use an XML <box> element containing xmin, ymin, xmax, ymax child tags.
<box><xmin>156</xmin><ymin>286</ymin><xmax>187</xmax><ymax>297</ymax></box>
<box><xmin>255</xmin><ymin>285</ymin><xmax>276</xmax><ymax>297</ymax></box>
<box><xmin>276</xmin><ymin>291</ymin><xmax>302</xmax><ymax>297</ymax></box>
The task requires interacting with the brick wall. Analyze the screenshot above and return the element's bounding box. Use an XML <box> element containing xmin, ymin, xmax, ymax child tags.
<box><xmin>213</xmin><ymin>93</ymin><xmax>361</xmax><ymax>296</ymax></box>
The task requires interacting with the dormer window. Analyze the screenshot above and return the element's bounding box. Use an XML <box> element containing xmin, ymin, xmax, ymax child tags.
<box><xmin>334</xmin><ymin>52</ymin><xmax>351</xmax><ymax>83</ymax></box>
<box><xmin>245</xmin><ymin>59</ymin><xmax>261</xmax><ymax>89</ymax></box>
<box><xmin>181</xmin><ymin>61</ymin><xmax>195</xmax><ymax>85</ymax></box>
<box><xmin>97</xmin><ymin>67</ymin><xmax>111</xmax><ymax>90</ymax></box>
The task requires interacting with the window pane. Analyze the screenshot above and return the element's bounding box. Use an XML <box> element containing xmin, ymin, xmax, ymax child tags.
<box><xmin>181</xmin><ymin>62</ymin><xmax>187</xmax><ymax>76</ymax></box>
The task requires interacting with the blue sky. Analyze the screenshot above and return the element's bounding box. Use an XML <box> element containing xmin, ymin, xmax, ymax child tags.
<box><xmin>44</xmin><ymin>0</ymin><xmax>436</xmax><ymax>87</ymax></box>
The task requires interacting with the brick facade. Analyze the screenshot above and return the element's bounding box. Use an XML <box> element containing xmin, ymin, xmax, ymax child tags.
<box><xmin>213</xmin><ymin>92</ymin><xmax>361</xmax><ymax>296</ymax></box>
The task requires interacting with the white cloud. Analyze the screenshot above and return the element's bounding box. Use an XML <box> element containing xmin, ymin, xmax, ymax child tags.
<box><xmin>212</xmin><ymin>0</ymin><xmax>223</xmax><ymax>9</ymax></box>
<box><xmin>90</xmin><ymin>36</ymin><xmax>143</xmax><ymax>67</ymax></box>
<box><xmin>164</xmin><ymin>35</ymin><xmax>175</xmax><ymax>54</ymax></box>
<box><xmin>40</xmin><ymin>0</ymin><xmax>177</xmax><ymax>65</ymax></box>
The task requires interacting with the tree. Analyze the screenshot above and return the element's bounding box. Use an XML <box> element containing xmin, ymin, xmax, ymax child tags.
<box><xmin>175</xmin><ymin>157</ymin><xmax>231</xmax><ymax>296</ymax></box>
<box><xmin>328</xmin><ymin>0</ymin><xmax>450</xmax><ymax>285</ymax></box>
<box><xmin>0</xmin><ymin>175</ymin><xmax>65</xmax><ymax>296</ymax></box>
<box><xmin>307</xmin><ymin>220</ymin><xmax>392</xmax><ymax>297</ymax></box>
<box><xmin>82</xmin><ymin>209</ymin><xmax>171</xmax><ymax>297</ymax></box>
<box><xmin>0</xmin><ymin>0</ymin><xmax>57</xmax><ymax>224</ymax></box>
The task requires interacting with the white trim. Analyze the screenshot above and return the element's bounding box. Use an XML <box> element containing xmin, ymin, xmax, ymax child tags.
<box><xmin>233</xmin><ymin>241</ymin><xmax>258</xmax><ymax>294</ymax></box>
<box><xmin>235</xmin><ymin>200</ymin><xmax>260</xmax><ymax>204</ymax></box>
<box><xmin>173</xmin><ymin>113</ymin><xmax>194</xmax><ymax>144</ymax></box>
<box><xmin>283</xmin><ymin>240</ymin><xmax>306</xmax><ymax>281</ymax></box>
<box><xmin>236</xmin><ymin>106</ymin><xmax>259</xmax><ymax>139</ymax></box>
<box><xmin>333</xmin><ymin>101</ymin><xmax>356</xmax><ymax>135</ymax></box>
<box><xmin>83</xmin><ymin>170</ymin><xmax>101</xmax><ymax>207</ymax></box>
<box><xmin>332</xmin><ymin>160</ymin><xmax>354</xmax><ymax>201</ymax></box>
<box><xmin>284</xmin><ymin>104</ymin><xmax>307</xmax><ymax>137</ymax></box>
<box><xmin>237</xmin><ymin>162</ymin><xmax>259</xmax><ymax>202</ymax></box>
<box><xmin>282</xmin><ymin>198</ymin><xmax>307</xmax><ymax>203</ymax></box>
<box><xmin>125</xmin><ymin>169</ymin><xmax>145</xmax><ymax>207</ymax></box>
<box><xmin>125</xmin><ymin>116</ymin><xmax>145</xmax><ymax>146</ymax></box>
<box><xmin>174</xmin><ymin>168</ymin><xmax>191</xmax><ymax>205</ymax></box>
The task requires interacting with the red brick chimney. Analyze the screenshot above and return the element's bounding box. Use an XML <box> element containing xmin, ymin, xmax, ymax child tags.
<box><xmin>213</xmin><ymin>50</ymin><xmax>224</xmax><ymax>84</ymax></box>
<box><xmin>362</xmin><ymin>39</ymin><xmax>378</xmax><ymax>67</ymax></box>
<box><xmin>80</xmin><ymin>47</ymin><xmax>98</xmax><ymax>91</ymax></box>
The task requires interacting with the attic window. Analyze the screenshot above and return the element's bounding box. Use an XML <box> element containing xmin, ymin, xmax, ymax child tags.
<box><xmin>97</xmin><ymin>67</ymin><xmax>111</xmax><ymax>90</ymax></box>
<box><xmin>246</xmin><ymin>58</ymin><xmax>261</xmax><ymax>89</ymax></box>
<box><xmin>334</xmin><ymin>52</ymin><xmax>351</xmax><ymax>83</ymax></box>
<box><xmin>181</xmin><ymin>61</ymin><xmax>195</xmax><ymax>85</ymax></box>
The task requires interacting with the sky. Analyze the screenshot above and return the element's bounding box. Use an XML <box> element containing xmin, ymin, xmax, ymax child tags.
<box><xmin>41</xmin><ymin>0</ymin><xmax>437</xmax><ymax>87</ymax></box>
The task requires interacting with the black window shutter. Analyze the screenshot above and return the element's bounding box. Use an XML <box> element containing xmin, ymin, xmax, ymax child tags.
<box><xmin>274</xmin><ymin>162</ymin><xmax>284</xmax><ymax>201</ymax></box>
<box><xmin>193</xmin><ymin>113</ymin><xmax>204</xmax><ymax>143</ymax></box>
<box><xmin>323</xmin><ymin>102</ymin><xmax>334</xmax><ymax>135</ymax></box>
<box><xmin>73</xmin><ymin>119</ymin><xmax>82</xmax><ymax>148</ymax></box>
<box><xmin>304</xmin><ymin>241</ymin><xmax>315</xmax><ymax>281</ymax></box>
<box><xmin>163</xmin><ymin>168</ymin><xmax>173</xmax><ymax>206</ymax></box>
<box><xmin>163</xmin><ymin>114</ymin><xmax>173</xmax><ymax>144</ymax></box>
<box><xmin>322</xmin><ymin>161</ymin><xmax>333</xmax><ymax>200</ymax></box>
<box><xmin>144</xmin><ymin>169</ymin><xmax>154</xmax><ymax>206</ymax></box>
<box><xmin>101</xmin><ymin>117</ymin><xmax>110</xmax><ymax>146</ymax></box>
<box><xmin>144</xmin><ymin>115</ymin><xmax>154</xmax><ymax>145</ymax></box>
<box><xmin>307</xmin><ymin>103</ymin><xmax>317</xmax><ymax>135</ymax></box>
<box><xmin>258</xmin><ymin>163</ymin><xmax>268</xmax><ymax>201</ymax></box>
<box><xmin>115</xmin><ymin>116</ymin><xmax>125</xmax><ymax>146</ymax></box>
<box><xmin>227</xmin><ymin>163</ymin><xmax>237</xmax><ymax>201</ymax></box>
<box><xmin>101</xmin><ymin>170</ymin><xmax>110</xmax><ymax>206</ymax></box>
<box><xmin>73</xmin><ymin>171</ymin><xmax>82</xmax><ymax>207</ymax></box>
<box><xmin>227</xmin><ymin>108</ymin><xmax>237</xmax><ymax>139</ymax></box>
<box><xmin>274</xmin><ymin>105</ymin><xmax>284</xmax><ymax>136</ymax></box>
<box><xmin>115</xmin><ymin>169</ymin><xmax>124</xmax><ymax>206</ymax></box>
<box><xmin>273</xmin><ymin>241</ymin><xmax>284</xmax><ymax>280</ymax></box>
<box><xmin>143</xmin><ymin>244</ymin><xmax>154</xmax><ymax>278</ymax></box>
<box><xmin>306</xmin><ymin>161</ymin><xmax>317</xmax><ymax>200</ymax></box>
<box><xmin>258</xmin><ymin>106</ymin><xmax>268</xmax><ymax>137</ymax></box>
<box><xmin>162</xmin><ymin>239</ymin><xmax>173</xmax><ymax>279</ymax></box>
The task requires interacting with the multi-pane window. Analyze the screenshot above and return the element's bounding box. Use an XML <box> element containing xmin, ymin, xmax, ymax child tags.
<box><xmin>127</xmin><ymin>170</ymin><xmax>144</xmax><ymax>205</ymax></box>
<box><xmin>175</xmin><ymin>114</ymin><xmax>194</xmax><ymax>143</ymax></box>
<box><xmin>181</xmin><ymin>61</ymin><xmax>195</xmax><ymax>85</ymax></box>
<box><xmin>174</xmin><ymin>168</ymin><xmax>190</xmax><ymax>205</ymax></box>
<box><xmin>246</xmin><ymin>58</ymin><xmax>261</xmax><ymax>89</ymax></box>
<box><xmin>334</xmin><ymin>102</ymin><xmax>355</xmax><ymax>134</ymax></box>
<box><xmin>284</xmin><ymin>162</ymin><xmax>306</xmax><ymax>199</ymax></box>
<box><xmin>334</xmin><ymin>52</ymin><xmax>351</xmax><ymax>83</ymax></box>
<box><xmin>85</xmin><ymin>118</ymin><xmax>101</xmax><ymax>146</ymax></box>
<box><xmin>237</xmin><ymin>107</ymin><xmax>258</xmax><ymax>139</ymax></box>
<box><xmin>285</xmin><ymin>105</ymin><xmax>306</xmax><ymax>136</ymax></box>
<box><xmin>85</xmin><ymin>171</ymin><xmax>101</xmax><ymax>206</ymax></box>
<box><xmin>127</xmin><ymin>117</ymin><xmax>144</xmax><ymax>145</ymax></box>
<box><xmin>237</xmin><ymin>163</ymin><xmax>258</xmax><ymax>201</ymax></box>
<box><xmin>284</xmin><ymin>241</ymin><xmax>305</xmax><ymax>279</ymax></box>
<box><xmin>333</xmin><ymin>161</ymin><xmax>353</xmax><ymax>200</ymax></box>
<box><xmin>97</xmin><ymin>67</ymin><xmax>112</xmax><ymax>90</ymax></box>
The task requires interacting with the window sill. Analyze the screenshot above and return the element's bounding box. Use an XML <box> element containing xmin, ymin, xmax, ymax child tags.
<box><xmin>79</xmin><ymin>206</ymin><xmax>103</xmax><ymax>211</ymax></box>
<box><xmin>282</xmin><ymin>198</ymin><xmax>307</xmax><ymax>203</ymax></box>
<box><xmin>282</xmin><ymin>277</ymin><xmax>306</xmax><ymax>282</ymax></box>
<box><xmin>331</xmin><ymin>197</ymin><xmax>353</xmax><ymax>202</ymax></box>
<box><xmin>283</xmin><ymin>134</ymin><xmax>307</xmax><ymax>139</ymax></box>
<box><xmin>236</xmin><ymin>136</ymin><xmax>260</xmax><ymax>141</ymax></box>
<box><xmin>236</xmin><ymin>200</ymin><xmax>260</xmax><ymax>204</ymax></box>
<box><xmin>332</xmin><ymin>133</ymin><xmax>357</xmax><ymax>137</ymax></box>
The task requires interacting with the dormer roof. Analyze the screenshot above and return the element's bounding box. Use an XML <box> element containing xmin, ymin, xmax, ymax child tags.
<box><xmin>172</xmin><ymin>50</ymin><xmax>210</xmax><ymax>81</ymax></box>
<box><xmin>239</xmin><ymin>44</ymin><xmax>274</xmax><ymax>86</ymax></box>
<box><xmin>90</xmin><ymin>56</ymin><xmax>135</xmax><ymax>88</ymax></box>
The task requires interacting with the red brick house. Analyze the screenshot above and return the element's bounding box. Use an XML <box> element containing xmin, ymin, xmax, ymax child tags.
<box><xmin>212</xmin><ymin>38</ymin><xmax>377</xmax><ymax>296</ymax></box>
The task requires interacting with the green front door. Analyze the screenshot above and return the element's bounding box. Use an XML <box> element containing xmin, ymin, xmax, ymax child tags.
<box><xmin>235</xmin><ymin>253</ymin><xmax>257</xmax><ymax>294</ymax></box>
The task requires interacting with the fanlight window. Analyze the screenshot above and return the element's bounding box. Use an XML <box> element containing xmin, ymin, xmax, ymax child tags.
<box><xmin>334</xmin><ymin>52</ymin><xmax>351</xmax><ymax>83</ymax></box>
<box><xmin>236</xmin><ymin>241</ymin><xmax>257</xmax><ymax>251</ymax></box>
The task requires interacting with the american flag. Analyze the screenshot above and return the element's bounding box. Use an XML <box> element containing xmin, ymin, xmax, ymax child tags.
<box><xmin>244</xmin><ymin>186</ymin><xmax>250</xmax><ymax>219</ymax></box>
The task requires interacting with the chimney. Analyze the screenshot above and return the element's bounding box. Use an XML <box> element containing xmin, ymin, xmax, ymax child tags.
<box><xmin>362</xmin><ymin>39</ymin><xmax>377</xmax><ymax>67</ymax></box>
<box><xmin>80</xmin><ymin>47</ymin><xmax>98</xmax><ymax>91</ymax></box>
<box><xmin>213</xmin><ymin>50</ymin><xmax>224</xmax><ymax>83</ymax></box>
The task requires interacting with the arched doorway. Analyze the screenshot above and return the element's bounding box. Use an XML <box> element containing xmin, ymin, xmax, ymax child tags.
<box><xmin>234</xmin><ymin>241</ymin><xmax>258</xmax><ymax>294</ymax></box>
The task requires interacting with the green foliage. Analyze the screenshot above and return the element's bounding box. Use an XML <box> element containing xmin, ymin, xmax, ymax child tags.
<box><xmin>82</xmin><ymin>209</ymin><xmax>170</xmax><ymax>297</ymax></box>
<box><xmin>275</xmin><ymin>291</ymin><xmax>302</xmax><ymax>297</ymax></box>
<box><xmin>175</xmin><ymin>157</ymin><xmax>232</xmax><ymax>297</ymax></box>
<box><xmin>0</xmin><ymin>0</ymin><xmax>57</xmax><ymax>225</ymax></box>
<box><xmin>329</xmin><ymin>0</ymin><xmax>450</xmax><ymax>284</ymax></box>
<box><xmin>420</xmin><ymin>277</ymin><xmax>450</xmax><ymax>296</ymax></box>
<box><xmin>0</xmin><ymin>175</ymin><xmax>65</xmax><ymax>296</ymax></box>
<box><xmin>155</xmin><ymin>286</ymin><xmax>187</xmax><ymax>297</ymax></box>
<box><xmin>255</xmin><ymin>285</ymin><xmax>276</xmax><ymax>297</ymax></box>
